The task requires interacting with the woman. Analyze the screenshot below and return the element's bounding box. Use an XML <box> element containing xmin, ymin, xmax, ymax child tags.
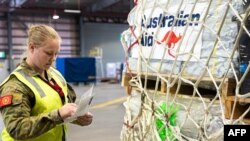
<box><xmin>0</xmin><ymin>24</ymin><xmax>93</xmax><ymax>141</ymax></box>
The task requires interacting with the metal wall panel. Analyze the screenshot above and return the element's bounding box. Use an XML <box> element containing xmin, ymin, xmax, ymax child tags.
<box><xmin>0</xmin><ymin>13</ymin><xmax>80</xmax><ymax>58</ymax></box>
<box><xmin>83</xmin><ymin>23</ymin><xmax>128</xmax><ymax>78</ymax></box>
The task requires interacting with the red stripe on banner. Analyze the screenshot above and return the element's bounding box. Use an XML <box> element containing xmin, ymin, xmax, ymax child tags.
<box><xmin>134</xmin><ymin>0</ymin><xmax>138</xmax><ymax>5</ymax></box>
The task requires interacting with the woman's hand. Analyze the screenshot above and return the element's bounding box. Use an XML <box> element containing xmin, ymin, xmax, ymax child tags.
<box><xmin>58</xmin><ymin>103</ymin><xmax>77</xmax><ymax>119</ymax></box>
<box><xmin>76</xmin><ymin>112</ymin><xmax>93</xmax><ymax>126</ymax></box>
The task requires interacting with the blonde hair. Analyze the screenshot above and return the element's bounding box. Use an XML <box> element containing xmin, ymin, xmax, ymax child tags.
<box><xmin>27</xmin><ymin>24</ymin><xmax>61</xmax><ymax>47</ymax></box>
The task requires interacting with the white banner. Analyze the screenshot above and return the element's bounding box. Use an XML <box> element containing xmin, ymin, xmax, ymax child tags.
<box><xmin>130</xmin><ymin>2</ymin><xmax>207</xmax><ymax>61</ymax></box>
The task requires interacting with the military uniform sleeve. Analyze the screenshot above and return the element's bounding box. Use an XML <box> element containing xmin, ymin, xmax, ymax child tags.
<box><xmin>67</xmin><ymin>83</ymin><xmax>76</xmax><ymax>103</ymax></box>
<box><xmin>0</xmin><ymin>76</ymin><xmax>64</xmax><ymax>140</ymax></box>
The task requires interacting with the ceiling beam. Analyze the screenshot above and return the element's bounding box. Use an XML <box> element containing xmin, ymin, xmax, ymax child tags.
<box><xmin>9</xmin><ymin>0</ymin><xmax>27</xmax><ymax>7</ymax></box>
<box><xmin>90</xmin><ymin>0</ymin><xmax>120</xmax><ymax>12</ymax></box>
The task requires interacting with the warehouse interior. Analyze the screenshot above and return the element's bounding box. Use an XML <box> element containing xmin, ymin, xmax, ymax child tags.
<box><xmin>1</xmin><ymin>0</ymin><xmax>250</xmax><ymax>141</ymax></box>
<box><xmin>0</xmin><ymin>0</ymin><xmax>132</xmax><ymax>141</ymax></box>
<box><xmin>0</xmin><ymin>0</ymin><xmax>132</xmax><ymax>80</ymax></box>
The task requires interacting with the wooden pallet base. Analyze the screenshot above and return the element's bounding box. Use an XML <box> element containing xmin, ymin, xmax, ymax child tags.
<box><xmin>121</xmin><ymin>72</ymin><xmax>233</xmax><ymax>97</ymax></box>
<box><xmin>225</xmin><ymin>96</ymin><xmax>250</xmax><ymax>123</ymax></box>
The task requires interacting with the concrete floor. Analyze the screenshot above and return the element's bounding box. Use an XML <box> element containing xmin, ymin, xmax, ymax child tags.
<box><xmin>67</xmin><ymin>82</ymin><xmax>126</xmax><ymax>141</ymax></box>
<box><xmin>0</xmin><ymin>82</ymin><xmax>126</xmax><ymax>141</ymax></box>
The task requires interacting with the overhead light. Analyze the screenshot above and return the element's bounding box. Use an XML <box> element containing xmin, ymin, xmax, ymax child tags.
<box><xmin>52</xmin><ymin>10</ymin><xmax>59</xmax><ymax>19</ymax></box>
<box><xmin>64</xmin><ymin>9</ymin><xmax>81</xmax><ymax>13</ymax></box>
<box><xmin>52</xmin><ymin>14</ymin><xmax>59</xmax><ymax>20</ymax></box>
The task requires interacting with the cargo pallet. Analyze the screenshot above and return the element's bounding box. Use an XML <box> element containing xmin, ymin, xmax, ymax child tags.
<box><xmin>121</xmin><ymin>71</ymin><xmax>250</xmax><ymax>123</ymax></box>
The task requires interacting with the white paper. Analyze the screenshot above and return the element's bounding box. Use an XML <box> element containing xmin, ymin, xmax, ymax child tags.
<box><xmin>64</xmin><ymin>85</ymin><xmax>94</xmax><ymax>123</ymax></box>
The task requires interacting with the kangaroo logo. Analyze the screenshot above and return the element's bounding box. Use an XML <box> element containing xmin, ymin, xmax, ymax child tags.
<box><xmin>158</xmin><ymin>31</ymin><xmax>182</xmax><ymax>58</ymax></box>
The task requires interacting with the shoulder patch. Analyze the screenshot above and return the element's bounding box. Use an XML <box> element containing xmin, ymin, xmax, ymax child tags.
<box><xmin>0</xmin><ymin>95</ymin><xmax>13</xmax><ymax>107</ymax></box>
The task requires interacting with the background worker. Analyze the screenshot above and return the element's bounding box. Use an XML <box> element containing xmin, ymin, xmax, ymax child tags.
<box><xmin>0</xmin><ymin>24</ymin><xmax>93</xmax><ymax>141</ymax></box>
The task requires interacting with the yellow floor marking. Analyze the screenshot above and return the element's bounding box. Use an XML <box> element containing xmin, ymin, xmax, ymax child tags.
<box><xmin>91</xmin><ymin>96</ymin><xmax>127</xmax><ymax>109</ymax></box>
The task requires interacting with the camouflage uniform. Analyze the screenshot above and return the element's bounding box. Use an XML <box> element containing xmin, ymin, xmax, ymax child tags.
<box><xmin>0</xmin><ymin>59</ymin><xmax>76</xmax><ymax>140</ymax></box>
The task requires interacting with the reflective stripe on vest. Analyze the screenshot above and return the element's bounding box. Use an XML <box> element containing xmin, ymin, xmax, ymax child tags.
<box><xmin>1</xmin><ymin>67</ymin><xmax>68</xmax><ymax>141</ymax></box>
<box><xmin>17</xmin><ymin>69</ymin><xmax>46</xmax><ymax>98</ymax></box>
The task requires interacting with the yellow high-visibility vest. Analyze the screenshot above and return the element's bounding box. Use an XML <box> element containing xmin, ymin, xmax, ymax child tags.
<box><xmin>1</xmin><ymin>66</ymin><xmax>68</xmax><ymax>141</ymax></box>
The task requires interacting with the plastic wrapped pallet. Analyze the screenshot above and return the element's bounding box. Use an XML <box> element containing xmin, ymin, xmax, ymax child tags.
<box><xmin>123</xmin><ymin>90</ymin><xmax>225</xmax><ymax>141</ymax></box>
<box><xmin>121</xmin><ymin>0</ymin><xmax>244</xmax><ymax>78</ymax></box>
